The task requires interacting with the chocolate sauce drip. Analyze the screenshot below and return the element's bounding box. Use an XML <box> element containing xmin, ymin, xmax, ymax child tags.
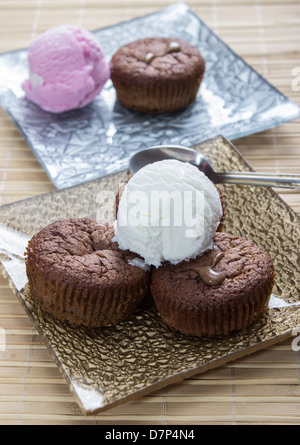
<box><xmin>144</xmin><ymin>41</ymin><xmax>181</xmax><ymax>64</ymax></box>
<box><xmin>192</xmin><ymin>251</ymin><xmax>225</xmax><ymax>286</ymax></box>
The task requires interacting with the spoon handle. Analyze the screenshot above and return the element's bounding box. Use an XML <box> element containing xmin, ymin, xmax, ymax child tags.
<box><xmin>217</xmin><ymin>172</ymin><xmax>300</xmax><ymax>189</ymax></box>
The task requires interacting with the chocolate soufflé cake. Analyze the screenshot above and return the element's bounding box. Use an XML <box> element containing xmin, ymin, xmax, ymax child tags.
<box><xmin>150</xmin><ymin>232</ymin><xmax>275</xmax><ymax>337</ymax></box>
<box><xmin>110</xmin><ymin>37</ymin><xmax>205</xmax><ymax>113</ymax></box>
<box><xmin>25</xmin><ymin>218</ymin><xmax>151</xmax><ymax>328</ymax></box>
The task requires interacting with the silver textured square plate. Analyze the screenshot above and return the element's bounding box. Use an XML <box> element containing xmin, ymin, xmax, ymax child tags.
<box><xmin>0</xmin><ymin>2</ymin><xmax>299</xmax><ymax>189</ymax></box>
<box><xmin>0</xmin><ymin>136</ymin><xmax>299</xmax><ymax>415</ymax></box>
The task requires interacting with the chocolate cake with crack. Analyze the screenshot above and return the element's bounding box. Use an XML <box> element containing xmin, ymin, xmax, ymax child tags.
<box><xmin>110</xmin><ymin>37</ymin><xmax>205</xmax><ymax>113</ymax></box>
<box><xmin>25</xmin><ymin>218</ymin><xmax>151</xmax><ymax>327</ymax></box>
<box><xmin>150</xmin><ymin>232</ymin><xmax>275</xmax><ymax>337</ymax></box>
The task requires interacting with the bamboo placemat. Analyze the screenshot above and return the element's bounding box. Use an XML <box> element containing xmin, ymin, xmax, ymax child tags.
<box><xmin>0</xmin><ymin>0</ymin><xmax>300</xmax><ymax>425</ymax></box>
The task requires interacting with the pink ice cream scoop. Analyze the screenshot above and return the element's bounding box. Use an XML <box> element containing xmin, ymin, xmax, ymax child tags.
<box><xmin>22</xmin><ymin>25</ymin><xmax>110</xmax><ymax>113</ymax></box>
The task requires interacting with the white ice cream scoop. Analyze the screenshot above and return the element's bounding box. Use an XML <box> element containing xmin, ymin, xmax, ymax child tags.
<box><xmin>114</xmin><ymin>159</ymin><xmax>223</xmax><ymax>268</ymax></box>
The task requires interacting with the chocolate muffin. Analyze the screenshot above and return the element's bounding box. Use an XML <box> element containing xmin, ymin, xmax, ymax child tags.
<box><xmin>110</xmin><ymin>37</ymin><xmax>205</xmax><ymax>113</ymax></box>
<box><xmin>151</xmin><ymin>232</ymin><xmax>275</xmax><ymax>337</ymax></box>
<box><xmin>25</xmin><ymin>218</ymin><xmax>151</xmax><ymax>328</ymax></box>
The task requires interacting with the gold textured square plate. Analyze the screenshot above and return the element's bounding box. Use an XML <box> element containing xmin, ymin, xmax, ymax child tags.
<box><xmin>0</xmin><ymin>136</ymin><xmax>299</xmax><ymax>415</ymax></box>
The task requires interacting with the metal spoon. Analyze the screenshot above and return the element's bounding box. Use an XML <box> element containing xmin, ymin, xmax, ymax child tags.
<box><xmin>129</xmin><ymin>144</ymin><xmax>300</xmax><ymax>189</ymax></box>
